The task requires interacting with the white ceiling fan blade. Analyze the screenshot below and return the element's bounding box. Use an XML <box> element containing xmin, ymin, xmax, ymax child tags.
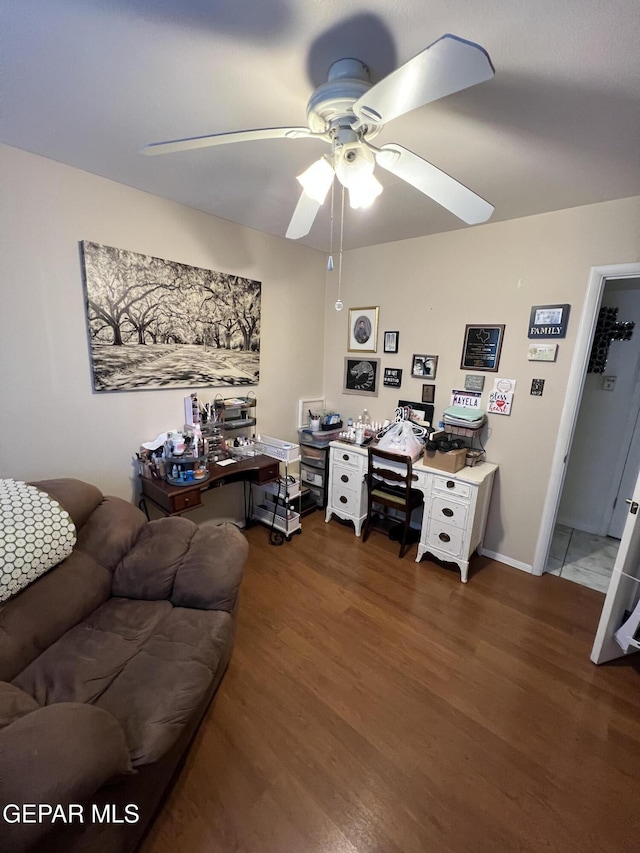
<box><xmin>141</xmin><ymin>126</ymin><xmax>317</xmax><ymax>156</ymax></box>
<box><xmin>353</xmin><ymin>34</ymin><xmax>494</xmax><ymax>127</ymax></box>
<box><xmin>376</xmin><ymin>143</ymin><xmax>494</xmax><ymax>224</ymax></box>
<box><xmin>286</xmin><ymin>190</ymin><xmax>323</xmax><ymax>240</ymax></box>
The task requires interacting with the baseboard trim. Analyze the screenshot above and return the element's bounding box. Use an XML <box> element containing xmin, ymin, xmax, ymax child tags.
<box><xmin>479</xmin><ymin>548</ymin><xmax>534</xmax><ymax>574</ymax></box>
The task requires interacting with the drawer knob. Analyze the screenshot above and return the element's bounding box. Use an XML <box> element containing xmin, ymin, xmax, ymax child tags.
<box><xmin>439</xmin><ymin>532</ymin><xmax>451</xmax><ymax>542</ymax></box>
<box><xmin>184</xmin><ymin>496</ymin><xmax>191</xmax><ymax>504</ymax></box>
<box><xmin>339</xmin><ymin>495</ymin><xmax>348</xmax><ymax>504</ymax></box>
<box><xmin>446</xmin><ymin>480</ymin><xmax>455</xmax><ymax>489</ymax></box>
<box><xmin>341</xmin><ymin>474</ymin><xmax>349</xmax><ymax>483</ymax></box>
<box><xmin>343</xmin><ymin>454</ymin><xmax>350</xmax><ymax>461</ymax></box>
<box><xmin>442</xmin><ymin>507</ymin><xmax>454</xmax><ymax>517</ymax></box>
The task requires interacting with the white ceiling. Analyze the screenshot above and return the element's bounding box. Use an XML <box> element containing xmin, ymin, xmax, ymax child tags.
<box><xmin>2</xmin><ymin>0</ymin><xmax>639</xmax><ymax>251</ymax></box>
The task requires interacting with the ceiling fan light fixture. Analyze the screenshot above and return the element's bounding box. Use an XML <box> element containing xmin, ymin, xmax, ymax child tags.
<box><xmin>348</xmin><ymin>172</ymin><xmax>383</xmax><ymax>209</ymax></box>
<box><xmin>296</xmin><ymin>157</ymin><xmax>334</xmax><ymax>204</ymax></box>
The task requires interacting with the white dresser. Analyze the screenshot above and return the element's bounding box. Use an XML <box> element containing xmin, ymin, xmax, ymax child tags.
<box><xmin>325</xmin><ymin>441</ymin><xmax>497</xmax><ymax>582</ymax></box>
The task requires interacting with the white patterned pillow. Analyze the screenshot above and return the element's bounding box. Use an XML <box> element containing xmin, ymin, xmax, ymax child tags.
<box><xmin>0</xmin><ymin>479</ymin><xmax>77</xmax><ymax>603</ymax></box>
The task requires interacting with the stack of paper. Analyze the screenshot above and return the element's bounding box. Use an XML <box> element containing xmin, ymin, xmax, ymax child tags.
<box><xmin>442</xmin><ymin>406</ymin><xmax>486</xmax><ymax>429</ymax></box>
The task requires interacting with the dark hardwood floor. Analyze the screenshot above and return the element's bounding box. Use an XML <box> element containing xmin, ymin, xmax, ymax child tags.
<box><xmin>141</xmin><ymin>511</ymin><xmax>640</xmax><ymax>853</ymax></box>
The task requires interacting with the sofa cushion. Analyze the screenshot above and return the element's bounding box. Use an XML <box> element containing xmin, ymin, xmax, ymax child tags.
<box><xmin>0</xmin><ymin>682</ymin><xmax>39</xmax><ymax>728</ymax></box>
<box><xmin>14</xmin><ymin>598</ymin><xmax>232</xmax><ymax>766</ymax></box>
<box><xmin>0</xmin><ymin>550</ymin><xmax>112</xmax><ymax>682</ymax></box>
<box><xmin>0</xmin><ymin>479</ymin><xmax>77</xmax><ymax>603</ymax></box>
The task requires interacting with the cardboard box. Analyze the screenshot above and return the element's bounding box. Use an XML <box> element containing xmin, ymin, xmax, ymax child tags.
<box><xmin>423</xmin><ymin>447</ymin><xmax>467</xmax><ymax>474</ymax></box>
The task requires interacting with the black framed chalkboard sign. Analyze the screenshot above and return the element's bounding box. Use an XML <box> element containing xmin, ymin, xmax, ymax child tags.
<box><xmin>460</xmin><ymin>324</ymin><xmax>505</xmax><ymax>372</ymax></box>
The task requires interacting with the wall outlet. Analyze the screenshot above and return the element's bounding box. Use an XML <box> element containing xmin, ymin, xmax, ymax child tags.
<box><xmin>602</xmin><ymin>376</ymin><xmax>617</xmax><ymax>391</ymax></box>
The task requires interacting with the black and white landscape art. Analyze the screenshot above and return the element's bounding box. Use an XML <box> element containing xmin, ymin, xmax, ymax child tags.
<box><xmin>81</xmin><ymin>241</ymin><xmax>261</xmax><ymax>392</ymax></box>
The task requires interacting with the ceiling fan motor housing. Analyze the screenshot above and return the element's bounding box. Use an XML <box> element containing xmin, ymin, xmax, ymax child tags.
<box><xmin>306</xmin><ymin>58</ymin><xmax>381</xmax><ymax>139</ymax></box>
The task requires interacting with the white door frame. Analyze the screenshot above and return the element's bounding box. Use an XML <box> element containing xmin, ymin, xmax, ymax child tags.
<box><xmin>532</xmin><ymin>262</ymin><xmax>640</xmax><ymax>576</ymax></box>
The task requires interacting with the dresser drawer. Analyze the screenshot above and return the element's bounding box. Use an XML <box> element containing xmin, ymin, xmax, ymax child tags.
<box><xmin>426</xmin><ymin>519</ymin><xmax>464</xmax><ymax>558</ymax></box>
<box><xmin>430</xmin><ymin>495</ymin><xmax>468</xmax><ymax>530</ymax></box>
<box><xmin>432</xmin><ymin>475</ymin><xmax>471</xmax><ymax>501</ymax></box>
<box><xmin>333</xmin><ymin>464</ymin><xmax>362</xmax><ymax>491</ymax></box>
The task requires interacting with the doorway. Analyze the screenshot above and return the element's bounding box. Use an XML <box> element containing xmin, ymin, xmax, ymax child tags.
<box><xmin>533</xmin><ymin>263</ymin><xmax>640</xmax><ymax>587</ymax></box>
<box><xmin>546</xmin><ymin>277</ymin><xmax>640</xmax><ymax>591</ymax></box>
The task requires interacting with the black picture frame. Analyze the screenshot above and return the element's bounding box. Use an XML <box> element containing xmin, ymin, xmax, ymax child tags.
<box><xmin>528</xmin><ymin>304</ymin><xmax>571</xmax><ymax>339</ymax></box>
<box><xmin>421</xmin><ymin>384</ymin><xmax>435</xmax><ymax>404</ymax></box>
<box><xmin>343</xmin><ymin>357</ymin><xmax>380</xmax><ymax>396</ymax></box>
<box><xmin>383</xmin><ymin>331</ymin><xmax>399</xmax><ymax>353</ymax></box>
<box><xmin>383</xmin><ymin>367</ymin><xmax>403</xmax><ymax>388</ymax></box>
<box><xmin>460</xmin><ymin>325</ymin><xmax>505</xmax><ymax>372</ymax></box>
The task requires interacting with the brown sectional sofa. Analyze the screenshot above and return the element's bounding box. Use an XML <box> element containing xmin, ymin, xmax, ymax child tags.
<box><xmin>0</xmin><ymin>478</ymin><xmax>248</xmax><ymax>853</ymax></box>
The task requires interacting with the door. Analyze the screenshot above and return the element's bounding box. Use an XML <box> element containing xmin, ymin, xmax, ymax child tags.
<box><xmin>608</xmin><ymin>404</ymin><xmax>640</xmax><ymax>539</ymax></box>
<box><xmin>591</xmin><ymin>465</ymin><xmax>640</xmax><ymax>663</ymax></box>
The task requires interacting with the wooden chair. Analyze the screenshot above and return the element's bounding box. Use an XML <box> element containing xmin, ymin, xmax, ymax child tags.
<box><xmin>362</xmin><ymin>446</ymin><xmax>424</xmax><ymax>558</ymax></box>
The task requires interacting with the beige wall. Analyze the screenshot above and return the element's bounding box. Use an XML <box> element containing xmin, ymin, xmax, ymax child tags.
<box><xmin>2</xmin><ymin>141</ymin><xmax>639</xmax><ymax>568</ymax></box>
<box><xmin>323</xmin><ymin>197</ymin><xmax>640</xmax><ymax>568</ymax></box>
<box><xmin>0</xmin><ymin>145</ymin><xmax>326</xmax><ymax>513</ymax></box>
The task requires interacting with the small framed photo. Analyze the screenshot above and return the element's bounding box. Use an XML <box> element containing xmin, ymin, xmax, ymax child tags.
<box><xmin>343</xmin><ymin>357</ymin><xmax>380</xmax><ymax>396</ymax></box>
<box><xmin>383</xmin><ymin>331</ymin><xmax>399</xmax><ymax>353</ymax></box>
<box><xmin>421</xmin><ymin>384</ymin><xmax>435</xmax><ymax>404</ymax></box>
<box><xmin>348</xmin><ymin>306</ymin><xmax>379</xmax><ymax>352</ymax></box>
<box><xmin>528</xmin><ymin>304</ymin><xmax>570</xmax><ymax>339</ymax></box>
<box><xmin>411</xmin><ymin>354</ymin><xmax>438</xmax><ymax>379</ymax></box>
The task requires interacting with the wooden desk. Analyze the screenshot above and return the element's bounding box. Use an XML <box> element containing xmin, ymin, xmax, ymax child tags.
<box><xmin>139</xmin><ymin>454</ymin><xmax>280</xmax><ymax>518</ymax></box>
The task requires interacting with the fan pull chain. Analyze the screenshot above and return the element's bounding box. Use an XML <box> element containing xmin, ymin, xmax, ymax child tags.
<box><xmin>335</xmin><ymin>184</ymin><xmax>345</xmax><ymax>311</ymax></box>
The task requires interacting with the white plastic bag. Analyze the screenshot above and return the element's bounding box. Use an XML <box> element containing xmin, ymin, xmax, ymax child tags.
<box><xmin>376</xmin><ymin>421</ymin><xmax>424</xmax><ymax>460</ymax></box>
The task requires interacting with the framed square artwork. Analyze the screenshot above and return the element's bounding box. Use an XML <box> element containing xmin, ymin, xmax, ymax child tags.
<box><xmin>411</xmin><ymin>354</ymin><xmax>438</xmax><ymax>379</ymax></box>
<box><xmin>343</xmin><ymin>357</ymin><xmax>380</xmax><ymax>396</ymax></box>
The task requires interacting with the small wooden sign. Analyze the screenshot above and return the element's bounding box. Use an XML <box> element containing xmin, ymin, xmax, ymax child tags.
<box><xmin>383</xmin><ymin>367</ymin><xmax>403</xmax><ymax>388</ymax></box>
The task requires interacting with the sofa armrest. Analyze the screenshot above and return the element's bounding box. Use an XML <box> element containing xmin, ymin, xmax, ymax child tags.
<box><xmin>171</xmin><ymin>522</ymin><xmax>248</xmax><ymax>612</ymax></box>
<box><xmin>0</xmin><ymin>702</ymin><xmax>132</xmax><ymax>853</ymax></box>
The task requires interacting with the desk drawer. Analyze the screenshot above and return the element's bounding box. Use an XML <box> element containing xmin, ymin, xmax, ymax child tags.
<box><xmin>333</xmin><ymin>448</ymin><xmax>362</xmax><ymax>469</ymax></box>
<box><xmin>430</xmin><ymin>495</ymin><xmax>468</xmax><ymax>530</ymax></box>
<box><xmin>256</xmin><ymin>462</ymin><xmax>280</xmax><ymax>484</ymax></box>
<box><xmin>426</xmin><ymin>519</ymin><xmax>464</xmax><ymax>558</ymax></box>
<box><xmin>432</xmin><ymin>475</ymin><xmax>471</xmax><ymax>501</ymax></box>
<box><xmin>333</xmin><ymin>464</ymin><xmax>362</xmax><ymax>491</ymax></box>
<box><xmin>331</xmin><ymin>484</ymin><xmax>361</xmax><ymax>514</ymax></box>
<box><xmin>172</xmin><ymin>489</ymin><xmax>202</xmax><ymax>512</ymax></box>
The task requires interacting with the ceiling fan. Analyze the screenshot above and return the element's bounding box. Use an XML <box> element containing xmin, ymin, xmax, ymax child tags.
<box><xmin>141</xmin><ymin>34</ymin><xmax>495</xmax><ymax>240</ymax></box>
